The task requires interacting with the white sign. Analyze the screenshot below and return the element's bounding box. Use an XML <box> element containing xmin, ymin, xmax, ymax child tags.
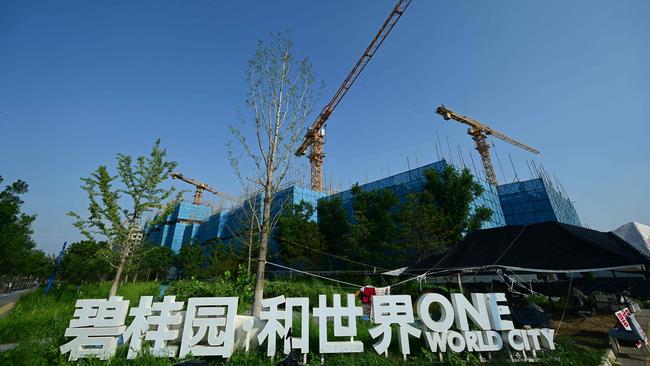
<box><xmin>615</xmin><ymin>308</ymin><xmax>632</xmax><ymax>331</ymax></box>
<box><xmin>60</xmin><ymin>292</ymin><xmax>555</xmax><ymax>361</ymax></box>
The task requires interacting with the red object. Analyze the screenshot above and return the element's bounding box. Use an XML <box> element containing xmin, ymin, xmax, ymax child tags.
<box><xmin>361</xmin><ymin>287</ymin><xmax>376</xmax><ymax>304</ymax></box>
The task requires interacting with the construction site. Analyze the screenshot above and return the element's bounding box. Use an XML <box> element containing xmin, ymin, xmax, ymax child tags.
<box><xmin>144</xmin><ymin>0</ymin><xmax>581</xmax><ymax>254</ymax></box>
<box><xmin>139</xmin><ymin>2</ymin><xmax>648</xmax><ymax>364</ymax></box>
<box><xmin>2</xmin><ymin>0</ymin><xmax>648</xmax><ymax>364</ymax></box>
<box><xmin>145</xmin><ymin>157</ymin><xmax>580</xmax><ymax>254</ymax></box>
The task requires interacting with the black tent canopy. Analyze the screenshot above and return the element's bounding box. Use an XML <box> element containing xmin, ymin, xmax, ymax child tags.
<box><xmin>412</xmin><ymin>221</ymin><xmax>649</xmax><ymax>274</ymax></box>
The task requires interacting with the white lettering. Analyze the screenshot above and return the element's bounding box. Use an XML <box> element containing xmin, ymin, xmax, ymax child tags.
<box><xmin>464</xmin><ymin>331</ymin><xmax>480</xmax><ymax>352</ymax></box>
<box><xmin>505</xmin><ymin>330</ymin><xmax>526</xmax><ymax>351</ymax></box>
<box><xmin>527</xmin><ymin>328</ymin><xmax>542</xmax><ymax>350</ymax></box>
<box><xmin>447</xmin><ymin>331</ymin><xmax>466</xmax><ymax>352</ymax></box>
<box><xmin>451</xmin><ymin>293</ymin><xmax>491</xmax><ymax>331</ymax></box>
<box><xmin>484</xmin><ymin>330</ymin><xmax>504</xmax><ymax>352</ymax></box>
<box><xmin>416</xmin><ymin>293</ymin><xmax>454</xmax><ymax>332</ymax></box>
<box><xmin>539</xmin><ymin>328</ymin><xmax>556</xmax><ymax>350</ymax></box>
<box><xmin>424</xmin><ymin>331</ymin><xmax>447</xmax><ymax>352</ymax></box>
<box><xmin>485</xmin><ymin>293</ymin><xmax>514</xmax><ymax>330</ymax></box>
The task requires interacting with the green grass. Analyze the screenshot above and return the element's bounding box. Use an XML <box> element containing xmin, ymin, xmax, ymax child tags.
<box><xmin>0</xmin><ymin>282</ymin><xmax>159</xmax><ymax>344</ymax></box>
<box><xmin>0</xmin><ymin>281</ymin><xmax>606</xmax><ymax>365</ymax></box>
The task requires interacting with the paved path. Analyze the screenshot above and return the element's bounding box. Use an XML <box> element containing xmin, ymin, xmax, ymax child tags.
<box><xmin>0</xmin><ymin>288</ymin><xmax>35</xmax><ymax>317</ymax></box>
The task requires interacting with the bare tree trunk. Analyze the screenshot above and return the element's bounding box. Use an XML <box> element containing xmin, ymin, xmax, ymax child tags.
<box><xmin>251</xmin><ymin>185</ymin><xmax>272</xmax><ymax>316</ymax></box>
<box><xmin>247</xmin><ymin>228</ymin><xmax>253</xmax><ymax>274</ymax></box>
<box><xmin>110</xmin><ymin>245</ymin><xmax>129</xmax><ymax>297</ymax></box>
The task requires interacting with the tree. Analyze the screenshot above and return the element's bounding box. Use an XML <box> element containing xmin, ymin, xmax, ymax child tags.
<box><xmin>140</xmin><ymin>245</ymin><xmax>175</xmax><ymax>281</ymax></box>
<box><xmin>317</xmin><ymin>197</ymin><xmax>351</xmax><ymax>261</ymax></box>
<box><xmin>61</xmin><ymin>241</ymin><xmax>112</xmax><ymax>283</ymax></box>
<box><xmin>0</xmin><ymin>175</ymin><xmax>51</xmax><ymax>277</ymax></box>
<box><xmin>276</xmin><ymin>201</ymin><xmax>325</xmax><ymax>268</ymax></box>
<box><xmin>69</xmin><ymin>139</ymin><xmax>178</xmax><ymax>296</ymax></box>
<box><xmin>397</xmin><ymin>165</ymin><xmax>492</xmax><ymax>261</ymax></box>
<box><xmin>395</xmin><ymin>193</ymin><xmax>437</xmax><ymax>262</ymax></box>
<box><xmin>204</xmin><ymin>241</ymin><xmax>240</xmax><ymax>278</ymax></box>
<box><xmin>0</xmin><ymin>176</ymin><xmax>34</xmax><ymax>274</ymax></box>
<box><xmin>349</xmin><ymin>185</ymin><xmax>400</xmax><ymax>268</ymax></box>
<box><xmin>176</xmin><ymin>242</ymin><xmax>204</xmax><ymax>278</ymax></box>
<box><xmin>228</xmin><ymin>32</ymin><xmax>317</xmax><ymax>316</ymax></box>
<box><xmin>22</xmin><ymin>250</ymin><xmax>54</xmax><ymax>278</ymax></box>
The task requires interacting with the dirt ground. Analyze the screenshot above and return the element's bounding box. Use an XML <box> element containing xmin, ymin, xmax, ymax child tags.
<box><xmin>553</xmin><ymin>313</ymin><xmax>614</xmax><ymax>349</ymax></box>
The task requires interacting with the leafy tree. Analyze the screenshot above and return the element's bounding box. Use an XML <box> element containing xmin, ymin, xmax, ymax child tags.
<box><xmin>395</xmin><ymin>193</ymin><xmax>437</xmax><ymax>262</ymax></box>
<box><xmin>68</xmin><ymin>139</ymin><xmax>179</xmax><ymax>296</ymax></box>
<box><xmin>276</xmin><ymin>201</ymin><xmax>325</xmax><ymax>268</ymax></box>
<box><xmin>397</xmin><ymin>165</ymin><xmax>492</xmax><ymax>261</ymax></box>
<box><xmin>317</xmin><ymin>197</ymin><xmax>351</xmax><ymax>259</ymax></box>
<box><xmin>228</xmin><ymin>32</ymin><xmax>317</xmax><ymax>316</ymax></box>
<box><xmin>0</xmin><ymin>176</ymin><xmax>34</xmax><ymax>274</ymax></box>
<box><xmin>22</xmin><ymin>250</ymin><xmax>54</xmax><ymax>278</ymax></box>
<box><xmin>61</xmin><ymin>241</ymin><xmax>112</xmax><ymax>283</ymax></box>
<box><xmin>139</xmin><ymin>245</ymin><xmax>175</xmax><ymax>281</ymax></box>
<box><xmin>204</xmin><ymin>241</ymin><xmax>240</xmax><ymax>278</ymax></box>
<box><xmin>0</xmin><ymin>175</ymin><xmax>53</xmax><ymax>277</ymax></box>
<box><xmin>349</xmin><ymin>185</ymin><xmax>400</xmax><ymax>268</ymax></box>
<box><xmin>423</xmin><ymin>165</ymin><xmax>492</xmax><ymax>246</ymax></box>
<box><xmin>176</xmin><ymin>242</ymin><xmax>204</xmax><ymax>278</ymax></box>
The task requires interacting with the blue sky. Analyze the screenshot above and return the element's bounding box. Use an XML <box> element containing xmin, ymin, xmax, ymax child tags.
<box><xmin>1</xmin><ymin>0</ymin><xmax>648</xmax><ymax>254</ymax></box>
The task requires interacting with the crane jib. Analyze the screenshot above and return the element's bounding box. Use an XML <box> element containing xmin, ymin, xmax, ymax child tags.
<box><xmin>294</xmin><ymin>0</ymin><xmax>413</xmax><ymax>191</ymax></box>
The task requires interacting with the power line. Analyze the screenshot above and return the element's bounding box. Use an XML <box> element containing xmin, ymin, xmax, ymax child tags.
<box><xmin>266</xmin><ymin>262</ymin><xmax>364</xmax><ymax>288</ymax></box>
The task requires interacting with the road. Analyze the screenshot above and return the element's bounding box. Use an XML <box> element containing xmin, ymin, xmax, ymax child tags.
<box><xmin>0</xmin><ymin>288</ymin><xmax>35</xmax><ymax>317</ymax></box>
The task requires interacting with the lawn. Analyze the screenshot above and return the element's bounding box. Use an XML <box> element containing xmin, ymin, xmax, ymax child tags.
<box><xmin>0</xmin><ymin>281</ymin><xmax>606</xmax><ymax>365</ymax></box>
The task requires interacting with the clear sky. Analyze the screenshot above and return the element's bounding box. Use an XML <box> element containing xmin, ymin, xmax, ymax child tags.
<box><xmin>1</xmin><ymin>0</ymin><xmax>648</xmax><ymax>254</ymax></box>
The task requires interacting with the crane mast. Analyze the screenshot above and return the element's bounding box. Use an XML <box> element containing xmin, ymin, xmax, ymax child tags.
<box><xmin>170</xmin><ymin>172</ymin><xmax>238</xmax><ymax>205</ymax></box>
<box><xmin>295</xmin><ymin>0</ymin><xmax>412</xmax><ymax>191</ymax></box>
<box><xmin>435</xmin><ymin>105</ymin><xmax>540</xmax><ymax>186</ymax></box>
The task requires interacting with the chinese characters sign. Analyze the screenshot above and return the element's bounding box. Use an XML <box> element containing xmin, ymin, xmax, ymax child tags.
<box><xmin>60</xmin><ymin>293</ymin><xmax>555</xmax><ymax>361</ymax></box>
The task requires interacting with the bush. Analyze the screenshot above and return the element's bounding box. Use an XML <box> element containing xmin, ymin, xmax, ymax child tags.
<box><xmin>168</xmin><ymin>265</ymin><xmax>254</xmax><ymax>309</ymax></box>
<box><xmin>168</xmin><ymin>278</ymin><xmax>238</xmax><ymax>301</ymax></box>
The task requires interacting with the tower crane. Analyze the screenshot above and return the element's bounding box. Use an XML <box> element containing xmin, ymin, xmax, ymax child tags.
<box><xmin>295</xmin><ymin>0</ymin><xmax>413</xmax><ymax>191</ymax></box>
<box><xmin>434</xmin><ymin>105</ymin><xmax>540</xmax><ymax>186</ymax></box>
<box><xmin>170</xmin><ymin>172</ymin><xmax>238</xmax><ymax>205</ymax></box>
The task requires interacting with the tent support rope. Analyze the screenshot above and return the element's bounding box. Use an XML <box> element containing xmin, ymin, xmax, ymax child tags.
<box><xmin>555</xmin><ymin>272</ymin><xmax>574</xmax><ymax>336</ymax></box>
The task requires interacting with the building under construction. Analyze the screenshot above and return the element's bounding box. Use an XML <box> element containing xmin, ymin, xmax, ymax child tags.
<box><xmin>144</xmin><ymin>159</ymin><xmax>580</xmax><ymax>253</ymax></box>
<box><xmin>144</xmin><ymin>1</ymin><xmax>583</xmax><ymax>255</ymax></box>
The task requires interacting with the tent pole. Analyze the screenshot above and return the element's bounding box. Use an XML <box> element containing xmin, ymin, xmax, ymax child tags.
<box><xmin>457</xmin><ymin>273</ymin><xmax>464</xmax><ymax>293</ymax></box>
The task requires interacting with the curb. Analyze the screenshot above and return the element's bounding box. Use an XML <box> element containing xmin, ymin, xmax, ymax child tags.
<box><xmin>600</xmin><ymin>349</ymin><xmax>616</xmax><ymax>366</ymax></box>
<box><xmin>0</xmin><ymin>303</ymin><xmax>15</xmax><ymax>317</ymax></box>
